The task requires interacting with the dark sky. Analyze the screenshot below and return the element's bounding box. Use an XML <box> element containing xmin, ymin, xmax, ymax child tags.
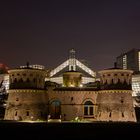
<box><xmin>1</xmin><ymin>0</ymin><xmax>140</xmax><ymax>71</ymax></box>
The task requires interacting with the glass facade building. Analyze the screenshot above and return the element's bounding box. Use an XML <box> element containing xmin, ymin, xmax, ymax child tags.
<box><xmin>116</xmin><ymin>49</ymin><xmax>140</xmax><ymax>97</ymax></box>
<box><xmin>116</xmin><ymin>49</ymin><xmax>140</xmax><ymax>74</ymax></box>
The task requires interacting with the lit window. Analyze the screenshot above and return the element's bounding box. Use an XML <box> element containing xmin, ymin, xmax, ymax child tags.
<box><xmin>123</xmin><ymin>55</ymin><xmax>127</xmax><ymax>69</ymax></box>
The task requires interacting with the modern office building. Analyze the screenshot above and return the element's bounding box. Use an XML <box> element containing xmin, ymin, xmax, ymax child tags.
<box><xmin>116</xmin><ymin>49</ymin><xmax>140</xmax><ymax>74</ymax></box>
<box><xmin>116</xmin><ymin>49</ymin><xmax>140</xmax><ymax>108</ymax></box>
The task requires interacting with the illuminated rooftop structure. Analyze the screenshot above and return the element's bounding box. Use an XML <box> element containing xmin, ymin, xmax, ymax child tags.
<box><xmin>49</xmin><ymin>49</ymin><xmax>96</xmax><ymax>84</ymax></box>
<box><xmin>20</xmin><ymin>63</ymin><xmax>45</xmax><ymax>70</ymax></box>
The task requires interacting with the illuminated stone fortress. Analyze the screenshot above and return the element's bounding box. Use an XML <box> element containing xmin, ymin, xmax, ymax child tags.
<box><xmin>4</xmin><ymin>50</ymin><xmax>136</xmax><ymax>122</ymax></box>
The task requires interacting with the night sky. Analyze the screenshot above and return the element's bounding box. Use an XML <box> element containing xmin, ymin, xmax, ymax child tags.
<box><xmin>1</xmin><ymin>0</ymin><xmax>140</xmax><ymax>71</ymax></box>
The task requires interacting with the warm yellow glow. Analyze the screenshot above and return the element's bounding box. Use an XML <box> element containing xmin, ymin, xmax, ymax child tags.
<box><xmin>79</xmin><ymin>84</ymin><xmax>83</xmax><ymax>87</ymax></box>
<box><xmin>48</xmin><ymin>119</ymin><xmax>61</xmax><ymax>123</ymax></box>
<box><xmin>70</xmin><ymin>84</ymin><xmax>74</xmax><ymax>87</ymax></box>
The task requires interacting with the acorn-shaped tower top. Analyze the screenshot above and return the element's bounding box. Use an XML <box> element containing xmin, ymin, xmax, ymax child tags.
<box><xmin>98</xmin><ymin>63</ymin><xmax>133</xmax><ymax>90</ymax></box>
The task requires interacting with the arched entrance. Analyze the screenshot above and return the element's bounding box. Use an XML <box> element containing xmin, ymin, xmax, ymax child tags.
<box><xmin>49</xmin><ymin>100</ymin><xmax>61</xmax><ymax>119</ymax></box>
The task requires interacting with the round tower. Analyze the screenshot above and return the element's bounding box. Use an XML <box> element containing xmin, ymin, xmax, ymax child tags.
<box><xmin>97</xmin><ymin>68</ymin><xmax>136</xmax><ymax>122</ymax></box>
<box><xmin>63</xmin><ymin>71</ymin><xmax>82</xmax><ymax>87</ymax></box>
<box><xmin>4</xmin><ymin>67</ymin><xmax>47</xmax><ymax>121</ymax></box>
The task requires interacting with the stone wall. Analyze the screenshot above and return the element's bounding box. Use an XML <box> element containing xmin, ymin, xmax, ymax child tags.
<box><xmin>96</xmin><ymin>90</ymin><xmax>136</xmax><ymax>122</ymax></box>
<box><xmin>47</xmin><ymin>90</ymin><xmax>97</xmax><ymax>121</ymax></box>
<box><xmin>4</xmin><ymin>89</ymin><xmax>47</xmax><ymax>121</ymax></box>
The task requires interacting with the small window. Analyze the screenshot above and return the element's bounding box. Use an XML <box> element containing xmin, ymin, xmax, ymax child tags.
<box><xmin>111</xmin><ymin>79</ymin><xmax>113</xmax><ymax>83</ymax></box>
<box><xmin>17</xmin><ymin>73</ymin><xmax>20</xmax><ymax>76</ymax></box>
<box><xmin>109</xmin><ymin>112</ymin><xmax>111</xmax><ymax>117</ymax></box>
<box><xmin>15</xmin><ymin>111</ymin><xmax>17</xmax><ymax>116</ymax></box>
<box><xmin>71</xmin><ymin>97</ymin><xmax>73</xmax><ymax>101</ymax></box>
<box><xmin>114</xmin><ymin>74</ymin><xmax>117</xmax><ymax>76</ymax></box>
<box><xmin>122</xmin><ymin>112</ymin><xmax>124</xmax><ymax>117</ymax></box>
<box><xmin>118</xmin><ymin>79</ymin><xmax>120</xmax><ymax>83</ymax></box>
<box><xmin>121</xmin><ymin>74</ymin><xmax>124</xmax><ymax>76</ymax></box>
<box><xmin>121</xmin><ymin>97</ymin><xmax>124</xmax><ymax>103</ymax></box>
<box><xmin>121</xmin><ymin>99</ymin><xmax>124</xmax><ymax>103</ymax></box>
<box><xmin>108</xmin><ymin>74</ymin><xmax>110</xmax><ymax>76</ymax></box>
<box><xmin>23</xmin><ymin>73</ymin><xmax>26</xmax><ymax>76</ymax></box>
<box><xmin>16</xmin><ymin>98</ymin><xmax>19</xmax><ymax>101</ymax></box>
<box><xmin>26</xmin><ymin>111</ymin><xmax>29</xmax><ymax>116</ymax></box>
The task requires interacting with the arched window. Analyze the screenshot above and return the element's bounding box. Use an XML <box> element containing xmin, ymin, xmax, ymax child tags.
<box><xmin>84</xmin><ymin>101</ymin><xmax>94</xmax><ymax>116</ymax></box>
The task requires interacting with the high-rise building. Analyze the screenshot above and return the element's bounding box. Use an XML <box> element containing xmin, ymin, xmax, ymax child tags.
<box><xmin>116</xmin><ymin>49</ymin><xmax>140</xmax><ymax>74</ymax></box>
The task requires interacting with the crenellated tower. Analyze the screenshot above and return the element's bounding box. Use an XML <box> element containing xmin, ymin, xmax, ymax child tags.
<box><xmin>4</xmin><ymin>66</ymin><xmax>47</xmax><ymax>121</ymax></box>
<box><xmin>97</xmin><ymin>67</ymin><xmax>136</xmax><ymax>122</ymax></box>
